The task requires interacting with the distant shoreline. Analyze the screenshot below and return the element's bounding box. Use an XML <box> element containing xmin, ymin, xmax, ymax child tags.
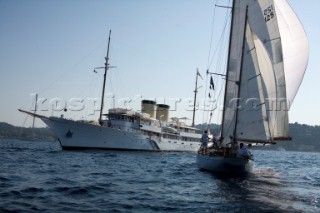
<box><xmin>1</xmin><ymin>121</ymin><xmax>319</xmax><ymax>152</ymax></box>
<box><xmin>0</xmin><ymin>136</ymin><xmax>56</xmax><ymax>142</ymax></box>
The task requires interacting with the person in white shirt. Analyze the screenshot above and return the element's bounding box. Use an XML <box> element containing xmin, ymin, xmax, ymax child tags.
<box><xmin>236</xmin><ymin>143</ymin><xmax>250</xmax><ymax>158</ymax></box>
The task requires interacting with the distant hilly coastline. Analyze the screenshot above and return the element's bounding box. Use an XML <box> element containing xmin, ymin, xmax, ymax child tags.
<box><xmin>0</xmin><ymin>122</ymin><xmax>55</xmax><ymax>141</ymax></box>
<box><xmin>0</xmin><ymin>122</ymin><xmax>319</xmax><ymax>152</ymax></box>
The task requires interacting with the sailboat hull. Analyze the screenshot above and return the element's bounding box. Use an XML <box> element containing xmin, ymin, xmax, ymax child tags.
<box><xmin>41</xmin><ymin>117</ymin><xmax>200</xmax><ymax>152</ymax></box>
<box><xmin>197</xmin><ymin>154</ymin><xmax>254</xmax><ymax>174</ymax></box>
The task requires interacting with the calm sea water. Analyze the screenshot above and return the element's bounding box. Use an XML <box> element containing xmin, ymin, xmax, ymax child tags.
<box><xmin>0</xmin><ymin>139</ymin><xmax>319</xmax><ymax>213</ymax></box>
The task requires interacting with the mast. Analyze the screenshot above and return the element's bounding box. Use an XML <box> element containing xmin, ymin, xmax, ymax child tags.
<box><xmin>99</xmin><ymin>30</ymin><xmax>112</xmax><ymax>125</ymax></box>
<box><xmin>32</xmin><ymin>93</ymin><xmax>38</xmax><ymax>128</ymax></box>
<box><xmin>220</xmin><ymin>0</ymin><xmax>236</xmax><ymax>140</ymax></box>
<box><xmin>233</xmin><ymin>5</ymin><xmax>249</xmax><ymax>141</ymax></box>
<box><xmin>192</xmin><ymin>69</ymin><xmax>200</xmax><ymax>127</ymax></box>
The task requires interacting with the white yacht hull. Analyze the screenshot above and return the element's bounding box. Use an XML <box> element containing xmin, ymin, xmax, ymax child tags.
<box><xmin>197</xmin><ymin>154</ymin><xmax>254</xmax><ymax>174</ymax></box>
<box><xmin>41</xmin><ymin>117</ymin><xmax>200</xmax><ymax>152</ymax></box>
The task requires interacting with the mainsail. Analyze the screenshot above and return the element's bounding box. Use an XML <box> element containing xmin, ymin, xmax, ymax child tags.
<box><xmin>220</xmin><ymin>0</ymin><xmax>308</xmax><ymax>146</ymax></box>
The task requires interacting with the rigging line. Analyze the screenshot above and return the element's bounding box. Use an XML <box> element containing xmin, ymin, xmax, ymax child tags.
<box><xmin>206</xmin><ymin>49</ymin><xmax>228</xmax><ymax>125</ymax></box>
<box><xmin>216</xmin><ymin>90</ymin><xmax>224</xmax><ymax>122</ymax></box>
<box><xmin>21</xmin><ymin>113</ymin><xmax>29</xmax><ymax>127</ymax></box>
<box><xmin>81</xmin><ymin>76</ymin><xmax>100</xmax><ymax>119</ymax></box>
<box><xmin>208</xmin><ymin>29</ymin><xmax>229</xmax><ymax>122</ymax></box>
<box><xmin>206</xmin><ymin>1</ymin><xmax>217</xmax><ymax>69</ymax></box>
<box><xmin>20</xmin><ymin>96</ymin><xmax>39</xmax><ymax>127</ymax></box>
<box><xmin>202</xmin><ymin>70</ymin><xmax>210</xmax><ymax>125</ymax></box>
<box><xmin>204</xmin><ymin>0</ymin><xmax>225</xmax><ymax>125</ymax></box>
<box><xmin>208</xmin><ymin>46</ymin><xmax>228</xmax><ymax>126</ymax></box>
<box><xmin>207</xmin><ymin>101</ymin><xmax>216</xmax><ymax>125</ymax></box>
<box><xmin>19</xmin><ymin>40</ymin><xmax>106</xmax><ymax>110</ymax></box>
<box><xmin>208</xmin><ymin>6</ymin><xmax>232</xmax><ymax>70</ymax></box>
<box><xmin>215</xmin><ymin>15</ymin><xmax>230</xmax><ymax>74</ymax></box>
<box><xmin>218</xmin><ymin>18</ymin><xmax>230</xmax><ymax>76</ymax></box>
<box><xmin>206</xmin><ymin>86</ymin><xmax>220</xmax><ymax>125</ymax></box>
<box><xmin>107</xmin><ymin>67</ymin><xmax>122</xmax><ymax>110</ymax></box>
<box><xmin>205</xmin><ymin>84</ymin><xmax>219</xmax><ymax>125</ymax></box>
<box><xmin>206</xmin><ymin>87</ymin><xmax>216</xmax><ymax>125</ymax></box>
<box><xmin>76</xmin><ymin>71</ymin><xmax>98</xmax><ymax>98</ymax></box>
<box><xmin>213</xmin><ymin>82</ymin><xmax>224</xmax><ymax>116</ymax></box>
<box><xmin>83</xmin><ymin>74</ymin><xmax>100</xmax><ymax>120</ymax></box>
<box><xmin>209</xmin><ymin>50</ymin><xmax>228</xmax><ymax>115</ymax></box>
<box><xmin>39</xmin><ymin>41</ymin><xmax>106</xmax><ymax>96</ymax></box>
<box><xmin>203</xmin><ymin>0</ymin><xmax>218</xmax><ymax>125</ymax></box>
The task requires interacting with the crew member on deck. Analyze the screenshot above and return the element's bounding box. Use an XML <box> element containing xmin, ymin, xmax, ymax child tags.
<box><xmin>236</xmin><ymin>143</ymin><xmax>250</xmax><ymax>158</ymax></box>
<box><xmin>200</xmin><ymin>130</ymin><xmax>209</xmax><ymax>154</ymax></box>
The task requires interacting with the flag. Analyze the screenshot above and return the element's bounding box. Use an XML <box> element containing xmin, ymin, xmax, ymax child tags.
<box><xmin>210</xmin><ymin>76</ymin><xmax>214</xmax><ymax>90</ymax></box>
<box><xmin>197</xmin><ymin>69</ymin><xmax>203</xmax><ymax>80</ymax></box>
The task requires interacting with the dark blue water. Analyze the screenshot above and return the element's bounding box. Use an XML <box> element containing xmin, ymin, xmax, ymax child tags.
<box><xmin>0</xmin><ymin>139</ymin><xmax>319</xmax><ymax>213</ymax></box>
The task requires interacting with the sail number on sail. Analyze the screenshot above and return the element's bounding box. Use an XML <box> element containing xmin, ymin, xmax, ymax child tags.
<box><xmin>264</xmin><ymin>5</ymin><xmax>274</xmax><ymax>23</ymax></box>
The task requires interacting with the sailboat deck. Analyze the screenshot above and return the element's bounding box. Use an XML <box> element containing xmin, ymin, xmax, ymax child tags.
<box><xmin>198</xmin><ymin>147</ymin><xmax>253</xmax><ymax>160</ymax></box>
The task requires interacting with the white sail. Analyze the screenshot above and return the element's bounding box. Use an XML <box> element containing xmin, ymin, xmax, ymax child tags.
<box><xmin>235</xmin><ymin>24</ymin><xmax>272</xmax><ymax>142</ymax></box>
<box><xmin>274</xmin><ymin>0</ymin><xmax>309</xmax><ymax>106</ymax></box>
<box><xmin>221</xmin><ymin>0</ymin><xmax>308</xmax><ymax>146</ymax></box>
<box><xmin>221</xmin><ymin>0</ymin><xmax>246</xmax><ymax>145</ymax></box>
<box><xmin>252</xmin><ymin>32</ymin><xmax>277</xmax><ymax>139</ymax></box>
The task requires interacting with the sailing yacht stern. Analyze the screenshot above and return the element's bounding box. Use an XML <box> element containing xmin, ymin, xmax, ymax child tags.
<box><xmin>197</xmin><ymin>152</ymin><xmax>254</xmax><ymax>174</ymax></box>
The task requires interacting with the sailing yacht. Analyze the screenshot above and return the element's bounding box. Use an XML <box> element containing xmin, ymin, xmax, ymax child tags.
<box><xmin>19</xmin><ymin>31</ymin><xmax>202</xmax><ymax>152</ymax></box>
<box><xmin>197</xmin><ymin>0</ymin><xmax>309</xmax><ymax>174</ymax></box>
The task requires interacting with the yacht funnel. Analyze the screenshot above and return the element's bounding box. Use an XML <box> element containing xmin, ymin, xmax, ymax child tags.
<box><xmin>141</xmin><ymin>100</ymin><xmax>156</xmax><ymax>118</ymax></box>
<box><xmin>156</xmin><ymin>104</ymin><xmax>170</xmax><ymax>122</ymax></box>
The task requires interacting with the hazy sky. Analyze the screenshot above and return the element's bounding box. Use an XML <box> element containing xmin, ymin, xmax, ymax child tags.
<box><xmin>0</xmin><ymin>0</ymin><xmax>319</xmax><ymax>127</ymax></box>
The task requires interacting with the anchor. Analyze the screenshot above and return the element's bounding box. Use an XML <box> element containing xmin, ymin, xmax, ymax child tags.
<box><xmin>66</xmin><ymin>129</ymin><xmax>73</xmax><ymax>138</ymax></box>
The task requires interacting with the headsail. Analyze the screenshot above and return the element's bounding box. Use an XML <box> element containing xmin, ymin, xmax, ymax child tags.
<box><xmin>275</xmin><ymin>0</ymin><xmax>309</xmax><ymax>105</ymax></box>
<box><xmin>220</xmin><ymin>0</ymin><xmax>308</xmax><ymax>146</ymax></box>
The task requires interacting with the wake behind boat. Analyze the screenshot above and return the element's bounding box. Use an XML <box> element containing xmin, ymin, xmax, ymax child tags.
<box><xmin>197</xmin><ymin>0</ymin><xmax>308</xmax><ymax>174</ymax></box>
<box><xmin>19</xmin><ymin>31</ymin><xmax>202</xmax><ymax>152</ymax></box>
